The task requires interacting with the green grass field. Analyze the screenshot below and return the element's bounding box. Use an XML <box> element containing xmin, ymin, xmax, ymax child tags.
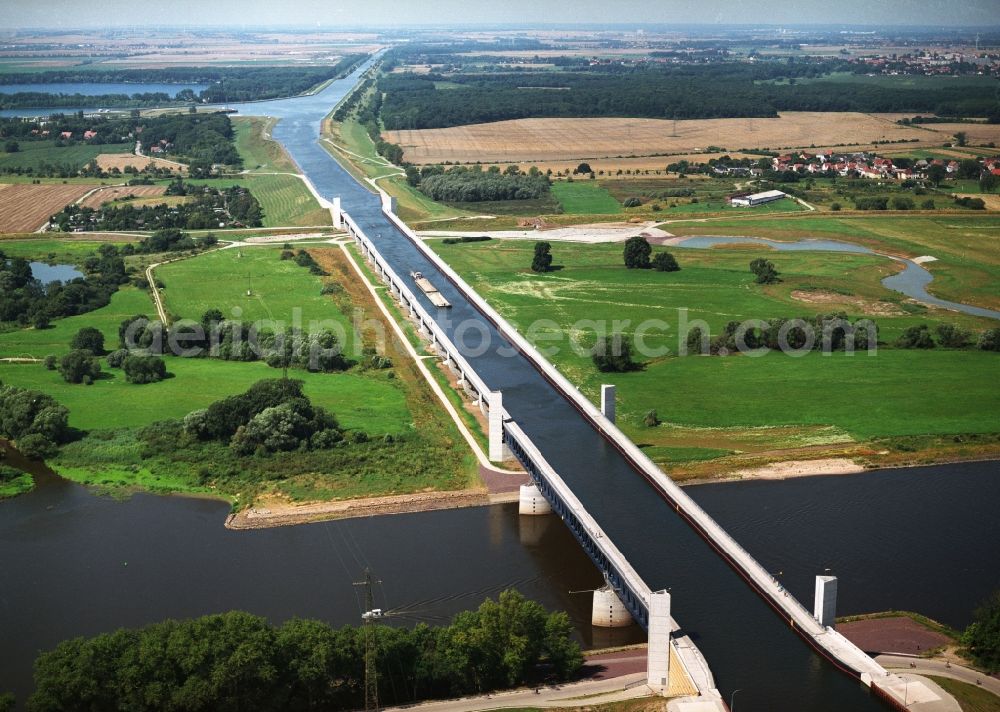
<box><xmin>927</xmin><ymin>677</ymin><xmax>1000</xmax><ymax>712</ymax></box>
<box><xmin>1</xmin><ymin>356</ymin><xmax>411</xmax><ymax>435</ymax></box>
<box><xmin>232</xmin><ymin>117</ymin><xmax>297</xmax><ymax>173</ymax></box>
<box><xmin>665</xmin><ymin>213</ymin><xmax>1000</xmax><ymax>311</ymax></box>
<box><xmin>156</xmin><ymin>246</ymin><xmax>358</xmax><ymax>351</ymax></box>
<box><xmin>431</xmin><ymin>238</ymin><xmax>1000</xmax><ymax>465</ymax></box>
<box><xmin>0</xmin><ymin>140</ymin><xmax>131</xmax><ymax>172</ymax></box>
<box><xmin>552</xmin><ymin>181</ymin><xmax>622</xmax><ymax>215</ymax></box>
<box><xmin>244</xmin><ymin>173</ymin><xmax>331</xmax><ymax>227</ymax></box>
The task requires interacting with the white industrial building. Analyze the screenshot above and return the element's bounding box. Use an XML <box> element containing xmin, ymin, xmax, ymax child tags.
<box><xmin>730</xmin><ymin>189</ymin><xmax>786</xmax><ymax>207</ymax></box>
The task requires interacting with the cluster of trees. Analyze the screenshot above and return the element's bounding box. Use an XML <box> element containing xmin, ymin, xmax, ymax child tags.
<box><xmin>282</xmin><ymin>248</ymin><xmax>328</xmax><ymax>276</ymax></box>
<box><xmin>119</xmin><ymin>310</ymin><xmax>353</xmax><ymax>373</ymax></box>
<box><xmin>686</xmin><ymin>313</ymin><xmax>878</xmax><ymax>356</ymax></box>
<box><xmin>0</xmin><ymin>248</ymin><xmax>127</xmax><ymax>329</ymax></box>
<box><xmin>413</xmin><ymin>165</ymin><xmax>551</xmax><ymax>203</ymax></box>
<box><xmin>183</xmin><ymin>379</ymin><xmax>346</xmax><ymax>456</ymax></box>
<box><xmin>0</xmin><ymin>382</ymin><xmax>70</xmax><ymax>460</ymax></box>
<box><xmin>377</xmin><ymin>63</ymin><xmax>1000</xmax><ymax>130</ymax></box>
<box><xmin>137</xmin><ymin>112</ymin><xmax>240</xmax><ymax>168</ymax></box>
<box><xmin>0</xmin><ymin>58</ymin><xmax>366</xmax><ymax>110</ymax></box>
<box><xmin>50</xmin><ymin>184</ymin><xmax>262</xmax><ymax>231</ymax></box>
<box><xmin>897</xmin><ymin>323</ymin><xmax>1000</xmax><ymax>351</ymax></box>
<box><xmin>27</xmin><ymin>589</ymin><xmax>581</xmax><ymax>712</ymax></box>
<box><xmin>623</xmin><ymin>236</ymin><xmax>680</xmax><ymax>272</ymax></box>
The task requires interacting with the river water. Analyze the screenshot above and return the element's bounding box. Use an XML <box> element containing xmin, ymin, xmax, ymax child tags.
<box><xmin>1</xmin><ymin>56</ymin><xmax>996</xmax><ymax>711</ymax></box>
<box><xmin>0</xmin><ymin>82</ymin><xmax>209</xmax><ymax>97</ymax></box>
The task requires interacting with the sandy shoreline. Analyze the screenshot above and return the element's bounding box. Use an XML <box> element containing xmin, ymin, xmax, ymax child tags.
<box><xmin>225</xmin><ymin>454</ymin><xmax>998</xmax><ymax>530</ymax></box>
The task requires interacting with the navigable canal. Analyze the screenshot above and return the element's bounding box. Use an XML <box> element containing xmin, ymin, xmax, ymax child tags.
<box><xmin>2</xmin><ymin>57</ymin><xmax>997</xmax><ymax>711</ymax></box>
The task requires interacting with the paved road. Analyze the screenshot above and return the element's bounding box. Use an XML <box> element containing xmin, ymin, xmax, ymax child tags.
<box><xmin>878</xmin><ymin>654</ymin><xmax>1000</xmax><ymax>697</ymax></box>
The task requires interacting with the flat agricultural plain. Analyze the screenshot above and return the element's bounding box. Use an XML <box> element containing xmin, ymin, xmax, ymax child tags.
<box><xmin>77</xmin><ymin>185</ymin><xmax>167</xmax><ymax>209</ymax></box>
<box><xmin>384</xmin><ymin>112</ymin><xmax>994</xmax><ymax>165</ymax></box>
<box><xmin>94</xmin><ymin>153</ymin><xmax>185</xmax><ymax>174</ymax></box>
<box><xmin>0</xmin><ymin>183</ymin><xmax>99</xmax><ymax>232</ymax></box>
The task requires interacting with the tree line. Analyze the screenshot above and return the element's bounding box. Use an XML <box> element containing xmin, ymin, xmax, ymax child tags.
<box><xmin>24</xmin><ymin>589</ymin><xmax>581</xmax><ymax>712</ymax></box>
<box><xmin>377</xmin><ymin>63</ymin><xmax>999</xmax><ymax>129</ymax></box>
<box><xmin>0</xmin><ymin>57</ymin><xmax>368</xmax><ymax>110</ymax></box>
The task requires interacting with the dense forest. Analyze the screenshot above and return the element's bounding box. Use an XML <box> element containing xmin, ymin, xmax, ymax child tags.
<box><xmin>0</xmin><ymin>55</ymin><xmax>368</xmax><ymax>109</ymax></box>
<box><xmin>26</xmin><ymin>591</ymin><xmax>581</xmax><ymax>712</ymax></box>
<box><xmin>50</xmin><ymin>183</ymin><xmax>262</xmax><ymax>231</ymax></box>
<box><xmin>378</xmin><ymin>62</ymin><xmax>1000</xmax><ymax>129</ymax></box>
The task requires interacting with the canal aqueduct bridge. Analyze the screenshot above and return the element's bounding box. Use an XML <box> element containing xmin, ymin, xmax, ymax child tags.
<box><xmin>341</xmin><ymin>192</ymin><xmax>932</xmax><ymax>711</ymax></box>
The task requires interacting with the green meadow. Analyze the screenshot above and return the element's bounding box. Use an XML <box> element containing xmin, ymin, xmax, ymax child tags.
<box><xmin>431</xmin><ymin>237</ymin><xmax>1000</xmax><ymax>468</ymax></box>
<box><xmin>551</xmin><ymin>180</ymin><xmax>622</xmax><ymax>215</ymax></box>
<box><xmin>0</xmin><ymin>140</ymin><xmax>131</xmax><ymax>172</ymax></box>
<box><xmin>0</xmin><ymin>242</ymin><xmax>473</xmax><ymax>501</ymax></box>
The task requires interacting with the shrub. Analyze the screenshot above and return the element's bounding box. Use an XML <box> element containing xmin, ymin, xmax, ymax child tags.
<box><xmin>830</xmin><ymin>202</ymin><xmax>842</xmax><ymax>211</ymax></box>
<box><xmin>43</xmin><ymin>355</ymin><xmax>57</xmax><ymax>370</ymax></box>
<box><xmin>955</xmin><ymin>196</ymin><xmax>986</xmax><ymax>210</ymax></box>
<box><xmin>651</xmin><ymin>252</ymin><xmax>680</xmax><ymax>272</ymax></box>
<box><xmin>935</xmin><ymin>324</ymin><xmax>971</xmax><ymax>349</ymax></box>
<box><xmin>891</xmin><ymin>196</ymin><xmax>915</xmax><ymax>211</ymax></box>
<box><xmin>70</xmin><ymin>327</ymin><xmax>105</xmax><ymax>355</ymax></box>
<box><xmin>58</xmin><ymin>350</ymin><xmax>101</xmax><ymax>384</ymax></box>
<box><xmin>531</xmin><ymin>241</ymin><xmax>553</xmax><ymax>273</ymax></box>
<box><xmin>623</xmin><ymin>235</ymin><xmax>651</xmax><ymax>269</ymax></box>
<box><xmin>978</xmin><ymin>328</ymin><xmax>1000</xmax><ymax>352</ymax></box>
<box><xmin>591</xmin><ymin>333</ymin><xmax>637</xmax><ymax>372</ymax></box>
<box><xmin>622</xmin><ymin>197</ymin><xmax>642</xmax><ymax>208</ymax></box>
<box><xmin>643</xmin><ymin>410</ymin><xmax>660</xmax><ymax>427</ymax></box>
<box><xmin>123</xmin><ymin>355</ymin><xmax>168</xmax><ymax>384</ymax></box>
<box><xmin>749</xmin><ymin>258</ymin><xmax>780</xmax><ymax>285</ymax></box>
<box><xmin>17</xmin><ymin>433</ymin><xmax>57</xmax><ymax>460</ymax></box>
<box><xmin>106</xmin><ymin>349</ymin><xmax>129</xmax><ymax>368</ymax></box>
<box><xmin>896</xmin><ymin>324</ymin><xmax>935</xmax><ymax>349</ymax></box>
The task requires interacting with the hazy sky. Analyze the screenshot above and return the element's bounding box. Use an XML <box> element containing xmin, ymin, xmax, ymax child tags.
<box><xmin>1</xmin><ymin>0</ymin><xmax>997</xmax><ymax>29</ymax></box>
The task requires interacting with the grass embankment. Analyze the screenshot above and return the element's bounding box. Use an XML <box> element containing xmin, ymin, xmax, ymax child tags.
<box><xmin>666</xmin><ymin>213</ymin><xmax>1000</xmax><ymax>311</ymax></box>
<box><xmin>430</xmin><ymin>237</ymin><xmax>1000</xmax><ymax>475</ymax></box>
<box><xmin>0</xmin><ymin>242</ymin><xmax>475</xmax><ymax>503</ymax></box>
<box><xmin>321</xmin><ymin>107</ymin><xmax>467</xmax><ymax>224</ymax></box>
<box><xmin>928</xmin><ymin>677</ymin><xmax>1000</xmax><ymax>712</ymax></box>
<box><xmin>231</xmin><ymin>116</ymin><xmax>331</xmax><ymax>227</ymax></box>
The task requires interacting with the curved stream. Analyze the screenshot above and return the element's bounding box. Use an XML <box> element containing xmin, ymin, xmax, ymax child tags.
<box><xmin>673</xmin><ymin>236</ymin><xmax>1000</xmax><ymax>321</ymax></box>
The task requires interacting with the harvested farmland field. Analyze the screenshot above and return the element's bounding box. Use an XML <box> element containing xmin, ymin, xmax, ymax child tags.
<box><xmin>77</xmin><ymin>185</ymin><xmax>168</xmax><ymax>209</ymax></box>
<box><xmin>385</xmin><ymin>112</ymin><xmax>954</xmax><ymax>165</ymax></box>
<box><xmin>0</xmin><ymin>183</ymin><xmax>99</xmax><ymax>233</ymax></box>
<box><xmin>93</xmin><ymin>153</ymin><xmax>186</xmax><ymax>174</ymax></box>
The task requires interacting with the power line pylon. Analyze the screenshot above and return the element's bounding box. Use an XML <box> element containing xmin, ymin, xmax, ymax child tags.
<box><xmin>354</xmin><ymin>568</ymin><xmax>381</xmax><ymax>712</ymax></box>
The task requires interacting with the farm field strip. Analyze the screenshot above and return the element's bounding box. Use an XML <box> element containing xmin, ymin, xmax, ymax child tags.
<box><xmin>384</xmin><ymin>113</ymin><xmax>996</xmax><ymax>165</ymax></box>
<box><xmin>0</xmin><ymin>183</ymin><xmax>99</xmax><ymax>232</ymax></box>
<box><xmin>94</xmin><ymin>153</ymin><xmax>185</xmax><ymax>174</ymax></box>
<box><xmin>77</xmin><ymin>185</ymin><xmax>167</xmax><ymax>209</ymax></box>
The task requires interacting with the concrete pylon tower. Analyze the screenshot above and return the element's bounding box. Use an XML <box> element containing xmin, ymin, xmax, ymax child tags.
<box><xmin>814</xmin><ymin>575</ymin><xmax>838</xmax><ymax>628</ymax></box>
<box><xmin>646</xmin><ymin>589</ymin><xmax>671</xmax><ymax>694</ymax></box>
<box><xmin>488</xmin><ymin>391</ymin><xmax>512</xmax><ymax>462</ymax></box>
<box><xmin>600</xmin><ymin>384</ymin><xmax>616</xmax><ymax>423</ymax></box>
